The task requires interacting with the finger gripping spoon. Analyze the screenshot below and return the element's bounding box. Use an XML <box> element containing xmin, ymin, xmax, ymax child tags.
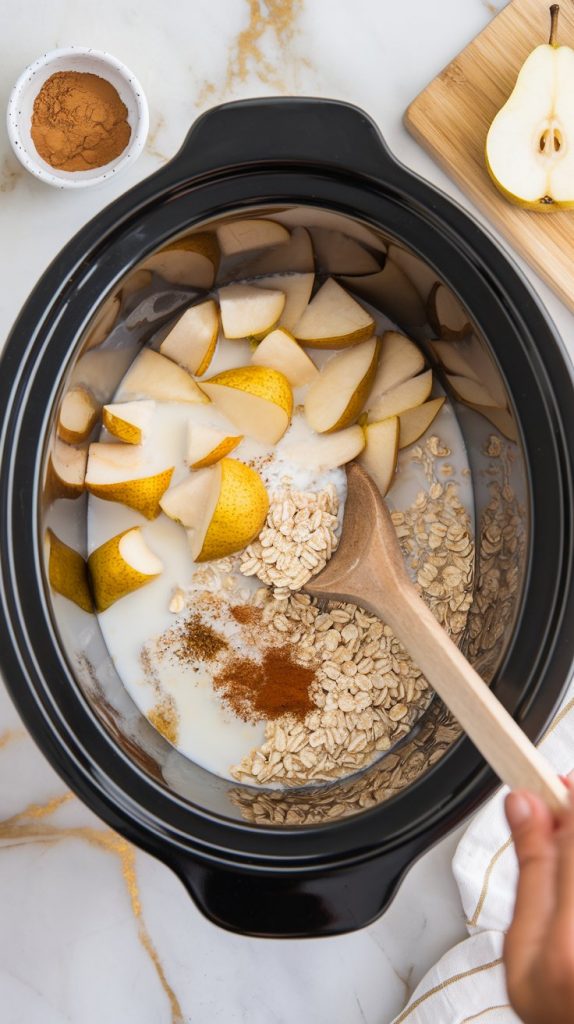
<box><xmin>305</xmin><ymin>463</ymin><xmax>568</xmax><ymax>813</ymax></box>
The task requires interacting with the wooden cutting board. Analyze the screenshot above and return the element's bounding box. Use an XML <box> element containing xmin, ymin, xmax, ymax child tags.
<box><xmin>405</xmin><ymin>0</ymin><xmax>574</xmax><ymax>312</ymax></box>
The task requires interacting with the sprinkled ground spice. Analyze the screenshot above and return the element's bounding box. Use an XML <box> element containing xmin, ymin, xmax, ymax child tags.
<box><xmin>161</xmin><ymin>613</ymin><xmax>228</xmax><ymax>663</ymax></box>
<box><xmin>213</xmin><ymin>646</ymin><xmax>317</xmax><ymax>722</ymax></box>
<box><xmin>230</xmin><ymin>604</ymin><xmax>262</xmax><ymax>625</ymax></box>
<box><xmin>147</xmin><ymin>698</ymin><xmax>179</xmax><ymax>744</ymax></box>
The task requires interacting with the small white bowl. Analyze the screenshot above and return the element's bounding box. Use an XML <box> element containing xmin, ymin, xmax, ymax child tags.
<box><xmin>6</xmin><ymin>47</ymin><xmax>149</xmax><ymax>189</ymax></box>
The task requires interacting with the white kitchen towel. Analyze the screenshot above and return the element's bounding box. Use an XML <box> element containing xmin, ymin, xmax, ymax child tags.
<box><xmin>390</xmin><ymin>679</ymin><xmax>574</xmax><ymax>1023</ymax></box>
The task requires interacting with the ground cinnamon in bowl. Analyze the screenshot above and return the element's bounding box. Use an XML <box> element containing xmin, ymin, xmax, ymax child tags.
<box><xmin>31</xmin><ymin>71</ymin><xmax>131</xmax><ymax>171</ymax></box>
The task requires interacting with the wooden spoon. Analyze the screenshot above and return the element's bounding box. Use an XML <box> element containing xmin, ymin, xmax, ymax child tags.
<box><xmin>305</xmin><ymin>463</ymin><xmax>568</xmax><ymax>813</ymax></box>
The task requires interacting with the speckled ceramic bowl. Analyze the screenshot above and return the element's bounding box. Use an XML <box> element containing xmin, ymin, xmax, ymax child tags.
<box><xmin>6</xmin><ymin>46</ymin><xmax>149</xmax><ymax>189</ymax></box>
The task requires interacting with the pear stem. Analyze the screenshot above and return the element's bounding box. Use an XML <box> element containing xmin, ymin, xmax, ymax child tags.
<box><xmin>549</xmin><ymin>4</ymin><xmax>560</xmax><ymax>46</ymax></box>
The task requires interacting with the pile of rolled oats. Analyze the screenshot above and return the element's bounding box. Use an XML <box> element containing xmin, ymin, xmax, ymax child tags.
<box><xmin>231</xmin><ymin>443</ymin><xmax>475</xmax><ymax>787</ymax></box>
<box><xmin>239</xmin><ymin>483</ymin><xmax>340</xmax><ymax>596</ymax></box>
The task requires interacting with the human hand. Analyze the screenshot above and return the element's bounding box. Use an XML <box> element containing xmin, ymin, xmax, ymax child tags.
<box><xmin>504</xmin><ymin>782</ymin><xmax>574</xmax><ymax>1024</ymax></box>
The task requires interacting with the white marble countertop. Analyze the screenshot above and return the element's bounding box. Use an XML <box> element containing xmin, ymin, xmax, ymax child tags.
<box><xmin>1</xmin><ymin>1</ymin><xmax>573</xmax><ymax>1021</ymax></box>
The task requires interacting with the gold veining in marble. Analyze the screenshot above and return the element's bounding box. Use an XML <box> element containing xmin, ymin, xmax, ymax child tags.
<box><xmin>146</xmin><ymin>114</ymin><xmax>170</xmax><ymax>164</ymax></box>
<box><xmin>0</xmin><ymin>728</ymin><xmax>25</xmax><ymax>750</ymax></box>
<box><xmin>0</xmin><ymin>155</ymin><xmax>23</xmax><ymax>193</ymax></box>
<box><xmin>197</xmin><ymin>0</ymin><xmax>304</xmax><ymax>105</ymax></box>
<box><xmin>0</xmin><ymin>794</ymin><xmax>183</xmax><ymax>1023</ymax></box>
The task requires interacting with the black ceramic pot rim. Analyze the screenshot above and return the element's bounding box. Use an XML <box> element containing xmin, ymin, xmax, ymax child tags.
<box><xmin>1</xmin><ymin>99</ymin><xmax>574</xmax><ymax>874</ymax></box>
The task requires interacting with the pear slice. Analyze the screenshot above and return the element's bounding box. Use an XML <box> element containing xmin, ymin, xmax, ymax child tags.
<box><xmin>387</xmin><ymin>245</ymin><xmax>438</xmax><ymax>303</ymax></box>
<box><xmin>309</xmin><ymin>227</ymin><xmax>381</xmax><ymax>275</ymax></box>
<box><xmin>120</xmin><ymin>269</ymin><xmax>153</xmax><ymax>303</ymax></box>
<box><xmin>486</xmin><ymin>7</ymin><xmax>574</xmax><ymax>210</ymax></box>
<box><xmin>251</xmin><ymin>328</ymin><xmax>318</xmax><ymax>387</ymax></box>
<box><xmin>340</xmin><ymin>259</ymin><xmax>426</xmax><ymax>337</ymax></box>
<box><xmin>216</xmin><ymin>218</ymin><xmax>289</xmax><ymax>256</ymax></box>
<box><xmin>447</xmin><ymin>374</ymin><xmax>502</xmax><ymax>408</ymax></box>
<box><xmin>219</xmin><ymin>283</ymin><xmax>286</xmax><ymax>340</ymax></box>
<box><xmin>119</xmin><ymin>349</ymin><xmax>207</xmax><ymax>404</ymax></box>
<box><xmin>159</xmin><ymin>299</ymin><xmax>219</xmax><ymax>375</ymax></box>
<box><xmin>305</xmin><ymin>337</ymin><xmax>381</xmax><ymax>433</ymax></box>
<box><xmin>428</xmin><ymin>283</ymin><xmax>471</xmax><ymax>340</ymax></box>
<box><xmin>47</xmin><ymin>529</ymin><xmax>93</xmax><ymax>612</ymax></box>
<box><xmin>280</xmin><ymin>425</ymin><xmax>365</xmax><ymax>470</ymax></box>
<box><xmin>86</xmin><ymin>443</ymin><xmax>174</xmax><ymax>520</ymax></box>
<box><xmin>186</xmin><ymin>423</ymin><xmax>242</xmax><ymax>468</ymax></box>
<box><xmin>359</xmin><ymin>417</ymin><xmax>399</xmax><ymax>496</ymax></box>
<box><xmin>84</xmin><ymin>295</ymin><xmax>120</xmax><ymax>349</ymax></box>
<box><xmin>141</xmin><ymin>233</ymin><xmax>219</xmax><ymax>287</ymax></box>
<box><xmin>200</xmin><ymin>365</ymin><xmax>293</xmax><ymax>444</ymax></box>
<box><xmin>57</xmin><ymin>386</ymin><xmax>100</xmax><ymax>444</ymax></box>
<box><xmin>273</xmin><ymin>208</ymin><xmax>386</xmax><ymax>252</ymax></box>
<box><xmin>255</xmin><ymin>273</ymin><xmax>314</xmax><ymax>331</ymax></box>
<box><xmin>399</xmin><ymin>397</ymin><xmax>446</xmax><ymax>449</ymax></box>
<box><xmin>88</xmin><ymin>528</ymin><xmax>163</xmax><ymax>612</ymax></box>
<box><xmin>368</xmin><ymin>370</ymin><xmax>433</xmax><ymax>422</ymax></box>
<box><xmin>161</xmin><ymin>459</ymin><xmax>269</xmax><ymax>562</ymax></box>
<box><xmin>293</xmin><ymin>279</ymin><xmax>375</xmax><ymax>349</ymax></box>
<box><xmin>47</xmin><ymin>439</ymin><xmax>88</xmax><ymax>500</ymax></box>
<box><xmin>239</xmin><ymin>226</ymin><xmax>314</xmax><ymax>276</ymax></box>
<box><xmin>369</xmin><ymin>331</ymin><xmax>426</xmax><ymax>402</ymax></box>
<box><xmin>102</xmin><ymin>400</ymin><xmax>155</xmax><ymax>445</ymax></box>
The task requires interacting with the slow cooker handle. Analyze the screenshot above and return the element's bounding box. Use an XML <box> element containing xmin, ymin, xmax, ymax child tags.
<box><xmin>167</xmin><ymin>97</ymin><xmax>402</xmax><ymax>183</ymax></box>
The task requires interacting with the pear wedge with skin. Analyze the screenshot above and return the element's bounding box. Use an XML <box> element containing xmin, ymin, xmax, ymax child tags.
<box><xmin>359</xmin><ymin>417</ymin><xmax>399</xmax><ymax>497</ymax></box>
<box><xmin>305</xmin><ymin>337</ymin><xmax>381</xmax><ymax>434</ymax></box>
<box><xmin>102</xmin><ymin>401</ymin><xmax>155</xmax><ymax>445</ymax></box>
<box><xmin>369</xmin><ymin>331</ymin><xmax>425</xmax><ymax>404</ymax></box>
<box><xmin>200</xmin><ymin>365</ymin><xmax>293</xmax><ymax>445</ymax></box>
<box><xmin>160</xmin><ymin>299</ymin><xmax>219</xmax><ymax>376</ymax></box>
<box><xmin>486</xmin><ymin>5</ymin><xmax>574</xmax><ymax>210</ymax></box>
<box><xmin>219</xmin><ymin>284</ymin><xmax>286</xmax><ymax>340</ymax></box>
<box><xmin>216</xmin><ymin>218</ymin><xmax>289</xmax><ymax>256</ymax></box>
<box><xmin>57</xmin><ymin>386</ymin><xmax>100</xmax><ymax>444</ymax></box>
<box><xmin>293</xmin><ymin>279</ymin><xmax>374</xmax><ymax>349</ymax></box>
<box><xmin>86</xmin><ymin>443</ymin><xmax>174</xmax><ymax>520</ymax></box>
<box><xmin>88</xmin><ymin>528</ymin><xmax>163</xmax><ymax>611</ymax></box>
<box><xmin>141</xmin><ymin>233</ymin><xmax>219</xmax><ymax>287</ymax></box>
<box><xmin>280</xmin><ymin>425</ymin><xmax>365</xmax><ymax>470</ymax></box>
<box><xmin>398</xmin><ymin>397</ymin><xmax>446</xmax><ymax>449</ymax></box>
<box><xmin>368</xmin><ymin>370</ymin><xmax>433</xmax><ymax>422</ymax></box>
<box><xmin>254</xmin><ymin>273</ymin><xmax>314</xmax><ymax>331</ymax></box>
<box><xmin>47</xmin><ymin>439</ymin><xmax>88</xmax><ymax>500</ymax></box>
<box><xmin>47</xmin><ymin>529</ymin><xmax>93</xmax><ymax>612</ymax></box>
<box><xmin>186</xmin><ymin>423</ymin><xmax>242</xmax><ymax>469</ymax></box>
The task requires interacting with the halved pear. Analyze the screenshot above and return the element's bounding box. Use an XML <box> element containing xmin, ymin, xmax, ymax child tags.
<box><xmin>369</xmin><ymin>331</ymin><xmax>426</xmax><ymax>402</ymax></box>
<box><xmin>161</xmin><ymin>459</ymin><xmax>269</xmax><ymax>562</ymax></box>
<box><xmin>119</xmin><ymin>349</ymin><xmax>207</xmax><ymax>404</ymax></box>
<box><xmin>141</xmin><ymin>233</ymin><xmax>219</xmax><ymax>287</ymax></box>
<box><xmin>47</xmin><ymin>529</ymin><xmax>93</xmax><ymax>612</ymax></box>
<box><xmin>200</xmin><ymin>365</ymin><xmax>293</xmax><ymax>444</ymax></box>
<box><xmin>368</xmin><ymin>370</ymin><xmax>433</xmax><ymax>422</ymax></box>
<box><xmin>84</xmin><ymin>295</ymin><xmax>120</xmax><ymax>349</ymax></box>
<box><xmin>399</xmin><ymin>397</ymin><xmax>446</xmax><ymax>449</ymax></box>
<box><xmin>216</xmin><ymin>218</ymin><xmax>289</xmax><ymax>256</ymax></box>
<box><xmin>359</xmin><ymin>417</ymin><xmax>399</xmax><ymax>496</ymax></box>
<box><xmin>102</xmin><ymin>400</ymin><xmax>155</xmax><ymax>445</ymax></box>
<box><xmin>47</xmin><ymin>440</ymin><xmax>88</xmax><ymax>500</ymax></box>
<box><xmin>88</xmin><ymin>528</ymin><xmax>163</xmax><ymax>611</ymax></box>
<box><xmin>255</xmin><ymin>273</ymin><xmax>314</xmax><ymax>331</ymax></box>
<box><xmin>387</xmin><ymin>245</ymin><xmax>438</xmax><ymax>302</ymax></box>
<box><xmin>219</xmin><ymin>283</ymin><xmax>286</xmax><ymax>340</ymax></box>
<box><xmin>186</xmin><ymin>423</ymin><xmax>242</xmax><ymax>468</ymax></box>
<box><xmin>428</xmin><ymin>283</ymin><xmax>472</xmax><ymax>340</ymax></box>
<box><xmin>86</xmin><ymin>443</ymin><xmax>174</xmax><ymax>520</ymax></box>
<box><xmin>309</xmin><ymin>227</ymin><xmax>381</xmax><ymax>275</ymax></box>
<box><xmin>340</xmin><ymin>259</ymin><xmax>426</xmax><ymax>337</ymax></box>
<box><xmin>280</xmin><ymin>425</ymin><xmax>365</xmax><ymax>470</ymax></box>
<box><xmin>446</xmin><ymin>374</ymin><xmax>502</xmax><ymax>408</ymax></box>
<box><xmin>239</xmin><ymin>226</ymin><xmax>314</xmax><ymax>276</ymax></box>
<box><xmin>486</xmin><ymin>7</ymin><xmax>574</xmax><ymax>211</ymax></box>
<box><xmin>293</xmin><ymin>279</ymin><xmax>375</xmax><ymax>349</ymax></box>
<box><xmin>159</xmin><ymin>299</ymin><xmax>219</xmax><ymax>375</ymax></box>
<box><xmin>57</xmin><ymin>386</ymin><xmax>100</xmax><ymax>444</ymax></box>
<box><xmin>305</xmin><ymin>337</ymin><xmax>381</xmax><ymax>434</ymax></box>
<box><xmin>251</xmin><ymin>328</ymin><xmax>318</xmax><ymax>387</ymax></box>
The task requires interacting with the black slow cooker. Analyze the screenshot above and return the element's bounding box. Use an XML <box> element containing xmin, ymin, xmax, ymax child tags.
<box><xmin>1</xmin><ymin>98</ymin><xmax>574</xmax><ymax>938</ymax></box>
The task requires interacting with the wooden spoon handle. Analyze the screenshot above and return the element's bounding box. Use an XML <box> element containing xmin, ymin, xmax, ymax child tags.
<box><xmin>364</xmin><ymin>581</ymin><xmax>569</xmax><ymax>813</ymax></box>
